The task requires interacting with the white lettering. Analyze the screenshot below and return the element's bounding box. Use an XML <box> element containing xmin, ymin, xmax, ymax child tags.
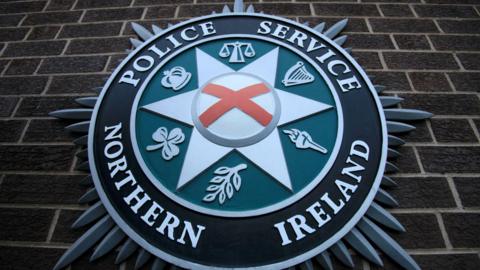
<box><xmin>337</xmin><ymin>76</ymin><xmax>361</xmax><ymax>92</ymax></box>
<box><xmin>327</xmin><ymin>60</ymin><xmax>351</xmax><ymax>76</ymax></box>
<box><xmin>177</xmin><ymin>222</ymin><xmax>206</xmax><ymax>248</ymax></box>
<box><xmin>287</xmin><ymin>215</ymin><xmax>315</xmax><ymax>241</ymax></box>
<box><xmin>274</xmin><ymin>221</ymin><xmax>292</xmax><ymax>246</ymax></box>
<box><xmin>141</xmin><ymin>201</ymin><xmax>164</xmax><ymax>226</ymax></box>
<box><xmin>321</xmin><ymin>192</ymin><xmax>344</xmax><ymax>214</ymax></box>
<box><xmin>199</xmin><ymin>21</ymin><xmax>216</xmax><ymax>36</ymax></box>
<box><xmin>306</xmin><ymin>202</ymin><xmax>331</xmax><ymax>228</ymax></box>
<box><xmin>181</xmin><ymin>26</ymin><xmax>199</xmax><ymax>41</ymax></box>
<box><xmin>272</xmin><ymin>24</ymin><xmax>290</xmax><ymax>39</ymax></box>
<box><xmin>287</xmin><ymin>30</ymin><xmax>308</xmax><ymax>48</ymax></box>
<box><xmin>118</xmin><ymin>70</ymin><xmax>139</xmax><ymax>87</ymax></box>
<box><xmin>350</xmin><ymin>140</ymin><xmax>370</xmax><ymax>161</ymax></box>
<box><xmin>257</xmin><ymin>21</ymin><xmax>272</xmax><ymax>35</ymax></box>
<box><xmin>157</xmin><ymin>212</ymin><xmax>180</xmax><ymax>241</ymax></box>
<box><xmin>148</xmin><ymin>44</ymin><xmax>171</xmax><ymax>58</ymax></box>
<box><xmin>124</xmin><ymin>185</ymin><xmax>151</xmax><ymax>213</ymax></box>
<box><xmin>133</xmin><ymin>55</ymin><xmax>154</xmax><ymax>72</ymax></box>
<box><xmin>335</xmin><ymin>179</ymin><xmax>358</xmax><ymax>201</ymax></box>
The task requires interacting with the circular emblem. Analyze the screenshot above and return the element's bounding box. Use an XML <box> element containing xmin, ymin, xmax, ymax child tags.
<box><xmin>89</xmin><ymin>13</ymin><xmax>387</xmax><ymax>269</ymax></box>
<box><xmin>192</xmin><ymin>72</ymin><xmax>281</xmax><ymax>148</ymax></box>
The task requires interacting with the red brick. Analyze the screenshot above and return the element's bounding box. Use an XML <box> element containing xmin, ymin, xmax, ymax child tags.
<box><xmin>0</xmin><ymin>208</ymin><xmax>54</xmax><ymax>241</ymax></box>
<box><xmin>414</xmin><ymin>5</ymin><xmax>479</xmax><ymax>18</ymax></box>
<box><xmin>443</xmin><ymin>213</ymin><xmax>480</xmax><ymax>248</ymax></box>
<box><xmin>384</xmin><ymin>52</ymin><xmax>458</xmax><ymax>70</ymax></box>
<box><xmin>313</xmin><ymin>3</ymin><xmax>380</xmax><ymax>17</ymax></box>
<box><xmin>0</xmin><ymin>246</ymin><xmax>64</xmax><ymax>270</ymax></box>
<box><xmin>66</xmin><ymin>37</ymin><xmax>130</xmax><ymax>54</ymax></box>
<box><xmin>370</xmin><ymin>18</ymin><xmax>439</xmax><ymax>33</ymax></box>
<box><xmin>0</xmin><ymin>1</ymin><xmax>46</xmax><ymax>14</ymax></box>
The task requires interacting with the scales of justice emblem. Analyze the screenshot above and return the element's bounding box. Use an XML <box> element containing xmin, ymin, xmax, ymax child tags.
<box><xmin>49</xmin><ymin>1</ymin><xmax>432</xmax><ymax>269</ymax></box>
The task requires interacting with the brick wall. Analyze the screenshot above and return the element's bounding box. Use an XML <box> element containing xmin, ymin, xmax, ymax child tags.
<box><xmin>0</xmin><ymin>0</ymin><xmax>479</xmax><ymax>269</ymax></box>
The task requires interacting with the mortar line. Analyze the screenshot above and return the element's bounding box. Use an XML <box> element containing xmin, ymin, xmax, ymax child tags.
<box><xmin>389</xmin><ymin>172</ymin><xmax>480</xmax><ymax>177</ymax></box>
<box><xmin>0</xmin><ymin>241</ymin><xmax>70</xmax><ymax>249</ymax></box>
<box><xmin>375</xmin><ymin>3</ymin><xmax>384</xmax><ymax>18</ymax></box>
<box><xmin>411</xmin><ymin>146</ymin><xmax>425</xmax><ymax>174</ymax></box>
<box><xmin>0</xmin><ymin>203</ymin><xmax>87</xmax><ymax>210</ymax></box>
<box><xmin>407</xmin><ymin>248</ymin><xmax>480</xmax><ymax>255</ymax></box>
<box><xmin>33</xmin><ymin>58</ymin><xmax>45</xmax><ymax>75</ymax></box>
<box><xmin>452</xmin><ymin>54</ymin><xmax>466</xmax><ymax>71</ymax></box>
<box><xmin>140</xmin><ymin>6</ymin><xmax>148</xmax><ymax>20</ymax></box>
<box><xmin>46</xmin><ymin>209</ymin><xmax>61</xmax><ymax>243</ymax></box>
<box><xmin>59</xmin><ymin>39</ymin><xmax>70</xmax><ymax>55</ymax></box>
<box><xmin>17</xmin><ymin>119</ymin><xmax>31</xmax><ymax>143</ymax></box>
<box><xmin>174</xmin><ymin>5</ymin><xmax>180</xmax><ymax>19</ymax></box>
<box><xmin>473</xmin><ymin>5</ymin><xmax>480</xmax><ymax>17</ymax></box>
<box><xmin>444</xmin><ymin>73</ymin><xmax>458</xmax><ymax>92</ymax></box>
<box><xmin>9</xmin><ymin>96</ymin><xmax>23</xmax><ymax>119</ymax></box>
<box><xmin>78</xmin><ymin>9</ymin><xmax>87</xmax><ymax>23</ymax></box>
<box><xmin>0</xmin><ymin>60</ymin><xmax>12</xmax><ymax>76</ymax></box>
<box><xmin>104</xmin><ymin>56</ymin><xmax>113</xmax><ymax>73</ymax></box>
<box><xmin>18</xmin><ymin>13</ymin><xmax>28</xmax><ymax>27</ymax></box>
<box><xmin>424</xmin><ymin>35</ymin><xmax>435</xmax><ymax>51</ymax></box>
<box><xmin>22</xmin><ymin>26</ymin><xmax>34</xmax><ymax>42</ymax></box>
<box><xmin>435</xmin><ymin>212</ymin><xmax>453</xmax><ymax>250</ymax></box>
<box><xmin>390</xmin><ymin>208</ymin><xmax>480</xmax><ymax>214</ymax></box>
<box><xmin>119</xmin><ymin>21</ymin><xmax>128</xmax><ymax>37</ymax></box>
<box><xmin>70</xmin><ymin>0</ymin><xmax>79</xmax><ymax>11</ymax></box>
<box><xmin>432</xmin><ymin>19</ymin><xmax>443</xmax><ymax>34</ymax></box>
<box><xmin>406</xmin><ymin>142</ymin><xmax>480</xmax><ymax>147</ymax></box>
<box><xmin>54</xmin><ymin>25</ymin><xmax>63</xmax><ymax>40</ymax></box>
<box><xmin>445</xmin><ymin>176</ymin><xmax>464</xmax><ymax>210</ymax></box>
<box><xmin>0</xmin><ymin>93</ymin><xmax>98</xmax><ymax>98</ymax></box>
<box><xmin>0</xmin><ymin>171</ymin><xmax>88</xmax><ymax>175</ymax></box>
<box><xmin>40</xmin><ymin>75</ymin><xmax>53</xmax><ymax>95</ymax></box>
<box><xmin>425</xmin><ymin>119</ymin><xmax>437</xmax><ymax>144</ymax></box>
<box><xmin>69</xmin><ymin>153</ymin><xmax>79</xmax><ymax>172</ymax></box>
<box><xmin>0</xmin><ymin>142</ymin><xmax>80</xmax><ymax>146</ymax></box>
<box><xmin>408</xmin><ymin>4</ymin><xmax>418</xmax><ymax>18</ymax></box>
<box><xmin>364</xmin><ymin>18</ymin><xmax>373</xmax><ymax>33</ymax></box>
<box><xmin>404</xmin><ymin>72</ymin><xmax>416</xmax><ymax>92</ymax></box>
<box><xmin>377</xmin><ymin>51</ymin><xmax>387</xmax><ymax>70</ymax></box>
<box><xmin>467</xmin><ymin>118</ymin><xmax>480</xmax><ymax>142</ymax></box>
<box><xmin>390</xmin><ymin>33</ymin><xmax>399</xmax><ymax>50</ymax></box>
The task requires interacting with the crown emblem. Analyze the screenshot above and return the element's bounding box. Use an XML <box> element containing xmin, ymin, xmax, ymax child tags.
<box><xmin>161</xmin><ymin>66</ymin><xmax>192</xmax><ymax>91</ymax></box>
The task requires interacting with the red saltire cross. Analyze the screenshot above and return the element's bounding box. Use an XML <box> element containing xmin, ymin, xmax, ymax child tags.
<box><xmin>199</xmin><ymin>83</ymin><xmax>273</xmax><ymax>127</ymax></box>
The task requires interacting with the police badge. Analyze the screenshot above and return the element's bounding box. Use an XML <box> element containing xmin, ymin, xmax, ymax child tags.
<box><xmin>50</xmin><ymin>1</ymin><xmax>432</xmax><ymax>269</ymax></box>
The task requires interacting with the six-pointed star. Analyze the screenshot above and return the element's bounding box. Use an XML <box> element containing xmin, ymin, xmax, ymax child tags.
<box><xmin>142</xmin><ymin>47</ymin><xmax>332</xmax><ymax>191</ymax></box>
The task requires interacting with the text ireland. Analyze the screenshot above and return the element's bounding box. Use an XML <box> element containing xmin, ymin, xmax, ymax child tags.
<box><xmin>274</xmin><ymin>140</ymin><xmax>370</xmax><ymax>246</ymax></box>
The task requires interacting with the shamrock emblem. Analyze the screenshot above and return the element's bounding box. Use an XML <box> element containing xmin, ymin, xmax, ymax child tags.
<box><xmin>146</xmin><ymin>127</ymin><xmax>185</xmax><ymax>160</ymax></box>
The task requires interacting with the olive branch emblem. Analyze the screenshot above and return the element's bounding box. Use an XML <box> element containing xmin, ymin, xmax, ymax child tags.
<box><xmin>146</xmin><ymin>127</ymin><xmax>185</xmax><ymax>160</ymax></box>
<box><xmin>203</xmin><ymin>164</ymin><xmax>247</xmax><ymax>205</ymax></box>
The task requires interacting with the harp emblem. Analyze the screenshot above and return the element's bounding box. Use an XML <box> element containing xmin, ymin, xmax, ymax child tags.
<box><xmin>282</xmin><ymin>61</ymin><xmax>315</xmax><ymax>87</ymax></box>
